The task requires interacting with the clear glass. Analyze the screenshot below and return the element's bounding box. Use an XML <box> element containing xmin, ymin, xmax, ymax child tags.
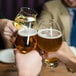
<box><xmin>14</xmin><ymin>7</ymin><xmax>37</xmax><ymax>29</ymax></box>
<box><xmin>37</xmin><ymin>19</ymin><xmax>63</xmax><ymax>68</ymax></box>
<box><xmin>13</xmin><ymin>7</ymin><xmax>38</xmax><ymax>54</ymax></box>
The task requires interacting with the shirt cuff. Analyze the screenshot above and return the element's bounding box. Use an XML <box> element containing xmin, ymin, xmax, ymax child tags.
<box><xmin>70</xmin><ymin>46</ymin><xmax>76</xmax><ymax>56</ymax></box>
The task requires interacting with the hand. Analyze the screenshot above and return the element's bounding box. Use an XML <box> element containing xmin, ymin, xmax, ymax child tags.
<box><xmin>0</xmin><ymin>19</ymin><xmax>17</xmax><ymax>48</ymax></box>
<box><xmin>48</xmin><ymin>41</ymin><xmax>75</xmax><ymax>62</ymax></box>
<box><xmin>15</xmin><ymin>49</ymin><xmax>42</xmax><ymax>76</ymax></box>
<box><xmin>48</xmin><ymin>41</ymin><xmax>76</xmax><ymax>72</ymax></box>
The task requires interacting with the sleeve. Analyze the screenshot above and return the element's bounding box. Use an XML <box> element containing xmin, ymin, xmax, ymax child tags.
<box><xmin>70</xmin><ymin>46</ymin><xmax>76</xmax><ymax>56</ymax></box>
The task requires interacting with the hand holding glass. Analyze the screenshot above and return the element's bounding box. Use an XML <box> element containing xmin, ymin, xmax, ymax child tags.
<box><xmin>14</xmin><ymin>7</ymin><xmax>37</xmax><ymax>54</ymax></box>
<box><xmin>37</xmin><ymin>19</ymin><xmax>62</xmax><ymax>68</ymax></box>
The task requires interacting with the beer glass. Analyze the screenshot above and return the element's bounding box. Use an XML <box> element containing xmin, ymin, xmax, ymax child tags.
<box><xmin>14</xmin><ymin>7</ymin><xmax>38</xmax><ymax>54</ymax></box>
<box><xmin>37</xmin><ymin>19</ymin><xmax>62</xmax><ymax>68</ymax></box>
<box><xmin>14</xmin><ymin>7</ymin><xmax>37</xmax><ymax>29</ymax></box>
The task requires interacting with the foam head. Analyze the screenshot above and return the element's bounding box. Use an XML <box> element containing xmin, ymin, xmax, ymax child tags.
<box><xmin>38</xmin><ymin>29</ymin><xmax>62</xmax><ymax>39</ymax></box>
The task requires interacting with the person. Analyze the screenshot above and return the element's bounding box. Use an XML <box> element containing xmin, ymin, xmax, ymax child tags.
<box><xmin>2</xmin><ymin>21</ymin><xmax>76</xmax><ymax>73</ymax></box>
<box><xmin>0</xmin><ymin>19</ymin><xmax>17</xmax><ymax>49</ymax></box>
<box><xmin>48</xmin><ymin>41</ymin><xmax>76</xmax><ymax>73</ymax></box>
<box><xmin>38</xmin><ymin>0</ymin><xmax>76</xmax><ymax>47</ymax></box>
<box><xmin>1</xmin><ymin>0</ymin><xmax>76</xmax><ymax>73</ymax></box>
<box><xmin>0</xmin><ymin>15</ymin><xmax>42</xmax><ymax>76</ymax></box>
<box><xmin>37</xmin><ymin>0</ymin><xmax>76</xmax><ymax>72</ymax></box>
<box><xmin>0</xmin><ymin>18</ymin><xmax>42</xmax><ymax>75</ymax></box>
<box><xmin>15</xmin><ymin>49</ymin><xmax>42</xmax><ymax>76</ymax></box>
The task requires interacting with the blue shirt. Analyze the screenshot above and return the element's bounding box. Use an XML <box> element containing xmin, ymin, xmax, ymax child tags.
<box><xmin>68</xmin><ymin>8</ymin><xmax>76</xmax><ymax>46</ymax></box>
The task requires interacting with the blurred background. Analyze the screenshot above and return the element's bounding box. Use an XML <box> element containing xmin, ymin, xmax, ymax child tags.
<box><xmin>0</xmin><ymin>0</ymin><xmax>50</xmax><ymax>20</ymax></box>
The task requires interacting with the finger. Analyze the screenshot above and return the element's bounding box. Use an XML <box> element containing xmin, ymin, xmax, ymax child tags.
<box><xmin>3</xmin><ymin>35</ymin><xmax>11</xmax><ymax>40</ymax></box>
<box><xmin>3</xmin><ymin>28</ymin><xmax>14</xmax><ymax>39</ymax></box>
<box><xmin>8</xmin><ymin>23</ymin><xmax>17</xmax><ymax>32</ymax></box>
<box><xmin>3</xmin><ymin>32</ymin><xmax>13</xmax><ymax>37</ymax></box>
<box><xmin>4</xmin><ymin>26</ymin><xmax>13</xmax><ymax>33</ymax></box>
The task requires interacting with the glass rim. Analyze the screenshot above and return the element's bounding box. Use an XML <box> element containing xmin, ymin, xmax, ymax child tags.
<box><xmin>20</xmin><ymin>7</ymin><xmax>37</xmax><ymax>15</ymax></box>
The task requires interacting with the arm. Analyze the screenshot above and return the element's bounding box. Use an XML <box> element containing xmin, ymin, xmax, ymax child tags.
<box><xmin>57</xmin><ymin>42</ymin><xmax>76</xmax><ymax>72</ymax></box>
<box><xmin>0</xmin><ymin>19</ymin><xmax>17</xmax><ymax>48</ymax></box>
<box><xmin>48</xmin><ymin>41</ymin><xmax>76</xmax><ymax>72</ymax></box>
<box><xmin>15</xmin><ymin>49</ymin><xmax>42</xmax><ymax>76</ymax></box>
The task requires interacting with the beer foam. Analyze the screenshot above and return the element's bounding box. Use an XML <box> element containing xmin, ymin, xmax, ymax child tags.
<box><xmin>18</xmin><ymin>28</ymin><xmax>37</xmax><ymax>36</ymax></box>
<box><xmin>38</xmin><ymin>29</ymin><xmax>62</xmax><ymax>39</ymax></box>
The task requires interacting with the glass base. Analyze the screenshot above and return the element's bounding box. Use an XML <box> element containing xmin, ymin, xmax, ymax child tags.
<box><xmin>49</xmin><ymin>61</ymin><xmax>59</xmax><ymax>68</ymax></box>
<box><xmin>44</xmin><ymin>60</ymin><xmax>59</xmax><ymax>69</ymax></box>
<box><xmin>44</xmin><ymin>58</ymin><xmax>59</xmax><ymax>68</ymax></box>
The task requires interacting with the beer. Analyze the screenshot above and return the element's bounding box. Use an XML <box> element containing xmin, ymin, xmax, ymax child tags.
<box><xmin>37</xmin><ymin>29</ymin><xmax>62</xmax><ymax>63</ymax></box>
<box><xmin>15</xmin><ymin>28</ymin><xmax>37</xmax><ymax>54</ymax></box>
<box><xmin>38</xmin><ymin>29</ymin><xmax>62</xmax><ymax>52</ymax></box>
<box><xmin>14</xmin><ymin>15</ymin><xmax>36</xmax><ymax>29</ymax></box>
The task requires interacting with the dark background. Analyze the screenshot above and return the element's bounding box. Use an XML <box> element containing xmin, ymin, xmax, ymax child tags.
<box><xmin>0</xmin><ymin>0</ymin><xmax>50</xmax><ymax>20</ymax></box>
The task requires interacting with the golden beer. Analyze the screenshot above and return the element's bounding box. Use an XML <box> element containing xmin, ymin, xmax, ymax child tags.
<box><xmin>14</xmin><ymin>15</ymin><xmax>36</xmax><ymax>29</ymax></box>
<box><xmin>15</xmin><ymin>28</ymin><xmax>37</xmax><ymax>54</ymax></box>
<box><xmin>37</xmin><ymin>29</ymin><xmax>62</xmax><ymax>63</ymax></box>
<box><xmin>13</xmin><ymin>7</ymin><xmax>37</xmax><ymax>29</ymax></box>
